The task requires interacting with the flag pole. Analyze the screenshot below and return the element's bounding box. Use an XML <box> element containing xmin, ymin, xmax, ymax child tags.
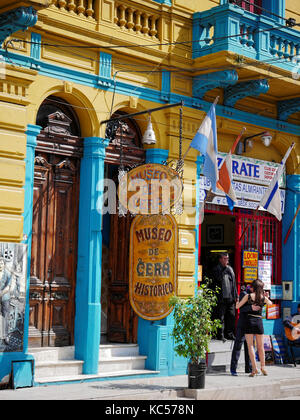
<box><xmin>284</xmin><ymin>203</ymin><xmax>300</xmax><ymax>244</ymax></box>
<box><xmin>203</xmin><ymin>126</ymin><xmax>246</xmax><ymax>206</ymax></box>
<box><xmin>183</xmin><ymin>96</ymin><xmax>220</xmax><ymax>161</ymax></box>
<box><xmin>240</xmin><ymin>142</ymin><xmax>296</xmax><ymax>241</ymax></box>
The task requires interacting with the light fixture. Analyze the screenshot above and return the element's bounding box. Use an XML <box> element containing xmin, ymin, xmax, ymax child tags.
<box><xmin>261</xmin><ymin>132</ymin><xmax>272</xmax><ymax>147</ymax></box>
<box><xmin>142</xmin><ymin>115</ymin><xmax>157</xmax><ymax>145</ymax></box>
<box><xmin>236</xmin><ymin>131</ymin><xmax>273</xmax><ymax>155</ymax></box>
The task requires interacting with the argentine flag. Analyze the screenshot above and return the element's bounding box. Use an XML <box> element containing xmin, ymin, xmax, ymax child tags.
<box><xmin>190</xmin><ymin>102</ymin><xmax>219</xmax><ymax>192</ymax></box>
<box><xmin>259</xmin><ymin>143</ymin><xmax>295</xmax><ymax>221</ymax></box>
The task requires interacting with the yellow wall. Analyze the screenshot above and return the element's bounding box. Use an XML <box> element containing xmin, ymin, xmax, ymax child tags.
<box><xmin>0</xmin><ymin>0</ymin><xmax>299</xmax><ymax>297</ymax></box>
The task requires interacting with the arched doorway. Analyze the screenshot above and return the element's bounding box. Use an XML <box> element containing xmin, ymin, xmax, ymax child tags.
<box><xmin>28</xmin><ymin>96</ymin><xmax>82</xmax><ymax>347</ymax></box>
<box><xmin>101</xmin><ymin>112</ymin><xmax>145</xmax><ymax>343</ymax></box>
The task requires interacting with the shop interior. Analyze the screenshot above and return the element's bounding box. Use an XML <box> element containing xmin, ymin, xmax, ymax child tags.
<box><xmin>200</xmin><ymin>213</ymin><xmax>236</xmax><ymax>284</ymax></box>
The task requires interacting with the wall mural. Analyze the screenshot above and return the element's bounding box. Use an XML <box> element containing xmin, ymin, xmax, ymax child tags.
<box><xmin>0</xmin><ymin>243</ymin><xmax>27</xmax><ymax>352</ymax></box>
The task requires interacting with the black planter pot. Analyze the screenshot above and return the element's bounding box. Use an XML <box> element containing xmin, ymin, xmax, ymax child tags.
<box><xmin>188</xmin><ymin>362</ymin><xmax>207</xmax><ymax>389</ymax></box>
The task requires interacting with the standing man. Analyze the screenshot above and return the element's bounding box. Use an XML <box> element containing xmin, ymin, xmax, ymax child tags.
<box><xmin>212</xmin><ymin>252</ymin><xmax>238</xmax><ymax>342</ymax></box>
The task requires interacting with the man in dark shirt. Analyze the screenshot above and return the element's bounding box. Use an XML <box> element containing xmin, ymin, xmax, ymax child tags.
<box><xmin>212</xmin><ymin>252</ymin><xmax>238</xmax><ymax>341</ymax></box>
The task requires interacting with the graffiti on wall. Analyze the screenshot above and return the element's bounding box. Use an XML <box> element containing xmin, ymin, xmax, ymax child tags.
<box><xmin>0</xmin><ymin>243</ymin><xmax>27</xmax><ymax>352</ymax></box>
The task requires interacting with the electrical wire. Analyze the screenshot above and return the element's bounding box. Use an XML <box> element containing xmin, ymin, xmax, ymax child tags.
<box><xmin>7</xmin><ymin>18</ymin><xmax>291</xmax><ymax>52</ymax></box>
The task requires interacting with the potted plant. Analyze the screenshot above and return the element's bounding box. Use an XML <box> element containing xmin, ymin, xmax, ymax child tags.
<box><xmin>169</xmin><ymin>280</ymin><xmax>221</xmax><ymax>389</ymax></box>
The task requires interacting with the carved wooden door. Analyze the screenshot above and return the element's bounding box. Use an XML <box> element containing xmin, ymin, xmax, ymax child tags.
<box><xmin>107</xmin><ymin>212</ymin><xmax>138</xmax><ymax>343</ymax></box>
<box><xmin>105</xmin><ymin>116</ymin><xmax>144</xmax><ymax>344</ymax></box>
<box><xmin>29</xmin><ymin>154</ymin><xmax>80</xmax><ymax>347</ymax></box>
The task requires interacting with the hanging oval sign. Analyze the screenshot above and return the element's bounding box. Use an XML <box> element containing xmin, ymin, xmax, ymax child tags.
<box><xmin>129</xmin><ymin>214</ymin><xmax>178</xmax><ymax>321</ymax></box>
<box><xmin>118</xmin><ymin>163</ymin><xmax>183</xmax><ymax>215</ymax></box>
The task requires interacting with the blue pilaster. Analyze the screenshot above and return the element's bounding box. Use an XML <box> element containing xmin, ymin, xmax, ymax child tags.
<box><xmin>23</xmin><ymin>125</ymin><xmax>41</xmax><ymax>353</ymax></box>
<box><xmin>98</xmin><ymin>52</ymin><xmax>112</xmax><ymax>88</ymax></box>
<box><xmin>30</xmin><ymin>32</ymin><xmax>41</xmax><ymax>70</ymax></box>
<box><xmin>161</xmin><ymin>71</ymin><xmax>171</xmax><ymax>102</ymax></box>
<box><xmin>74</xmin><ymin>137</ymin><xmax>109</xmax><ymax>374</ymax></box>
<box><xmin>282</xmin><ymin>175</ymin><xmax>300</xmax><ymax>309</ymax></box>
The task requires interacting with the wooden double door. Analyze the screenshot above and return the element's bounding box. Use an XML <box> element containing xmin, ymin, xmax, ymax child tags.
<box><xmin>28</xmin><ymin>152</ymin><xmax>80</xmax><ymax>347</ymax></box>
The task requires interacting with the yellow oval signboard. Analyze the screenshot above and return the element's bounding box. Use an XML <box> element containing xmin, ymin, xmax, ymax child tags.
<box><xmin>129</xmin><ymin>214</ymin><xmax>178</xmax><ymax>320</ymax></box>
<box><xmin>118</xmin><ymin>163</ymin><xmax>183</xmax><ymax>215</ymax></box>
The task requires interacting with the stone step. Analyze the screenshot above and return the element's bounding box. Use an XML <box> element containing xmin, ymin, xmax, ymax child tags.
<box><xmin>34</xmin><ymin>360</ymin><xmax>84</xmax><ymax>379</ymax></box>
<box><xmin>29</xmin><ymin>346</ymin><xmax>75</xmax><ymax>362</ymax></box>
<box><xmin>100</xmin><ymin>344</ymin><xmax>140</xmax><ymax>359</ymax></box>
<box><xmin>34</xmin><ymin>369</ymin><xmax>160</xmax><ymax>385</ymax></box>
<box><xmin>98</xmin><ymin>356</ymin><xmax>147</xmax><ymax>373</ymax></box>
<box><xmin>31</xmin><ymin>344</ymin><xmax>150</xmax><ymax>383</ymax></box>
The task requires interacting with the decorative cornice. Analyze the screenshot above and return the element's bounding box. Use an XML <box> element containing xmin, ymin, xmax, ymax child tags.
<box><xmin>0</xmin><ymin>7</ymin><xmax>38</xmax><ymax>46</ymax></box>
<box><xmin>224</xmin><ymin>79</ymin><xmax>270</xmax><ymax>108</ymax></box>
<box><xmin>278</xmin><ymin>98</ymin><xmax>300</xmax><ymax>121</ymax></box>
<box><xmin>193</xmin><ymin>70</ymin><xmax>238</xmax><ymax>99</ymax></box>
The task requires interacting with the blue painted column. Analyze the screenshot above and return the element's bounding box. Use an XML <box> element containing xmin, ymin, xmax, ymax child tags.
<box><xmin>23</xmin><ymin>124</ymin><xmax>41</xmax><ymax>353</ymax></box>
<box><xmin>74</xmin><ymin>137</ymin><xmax>109</xmax><ymax>374</ymax></box>
<box><xmin>282</xmin><ymin>175</ymin><xmax>300</xmax><ymax>311</ymax></box>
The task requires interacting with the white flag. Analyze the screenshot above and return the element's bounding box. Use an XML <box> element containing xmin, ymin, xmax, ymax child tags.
<box><xmin>259</xmin><ymin>143</ymin><xmax>295</xmax><ymax>220</ymax></box>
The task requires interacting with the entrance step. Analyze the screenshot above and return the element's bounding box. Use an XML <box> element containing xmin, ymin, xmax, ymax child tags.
<box><xmin>29</xmin><ymin>344</ymin><xmax>159</xmax><ymax>384</ymax></box>
<box><xmin>207</xmin><ymin>340</ymin><xmax>239</xmax><ymax>372</ymax></box>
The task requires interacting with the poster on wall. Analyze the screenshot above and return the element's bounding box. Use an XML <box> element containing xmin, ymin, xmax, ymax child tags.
<box><xmin>0</xmin><ymin>243</ymin><xmax>27</xmax><ymax>352</ymax></box>
<box><xmin>129</xmin><ymin>214</ymin><xmax>178</xmax><ymax>320</ymax></box>
<box><xmin>258</xmin><ymin>260</ymin><xmax>271</xmax><ymax>290</ymax></box>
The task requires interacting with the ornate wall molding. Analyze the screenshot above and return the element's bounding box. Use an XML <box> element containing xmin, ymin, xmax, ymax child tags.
<box><xmin>0</xmin><ymin>7</ymin><xmax>38</xmax><ymax>46</ymax></box>
<box><xmin>224</xmin><ymin>79</ymin><xmax>270</xmax><ymax>107</ymax></box>
<box><xmin>193</xmin><ymin>70</ymin><xmax>238</xmax><ymax>99</ymax></box>
<box><xmin>277</xmin><ymin>98</ymin><xmax>300</xmax><ymax>121</ymax></box>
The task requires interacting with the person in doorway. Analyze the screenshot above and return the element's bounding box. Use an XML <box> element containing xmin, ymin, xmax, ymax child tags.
<box><xmin>283</xmin><ymin>303</ymin><xmax>300</xmax><ymax>345</ymax></box>
<box><xmin>230</xmin><ymin>283</ymin><xmax>261</xmax><ymax>376</ymax></box>
<box><xmin>236</xmin><ymin>279</ymin><xmax>272</xmax><ymax>377</ymax></box>
<box><xmin>212</xmin><ymin>252</ymin><xmax>238</xmax><ymax>342</ymax></box>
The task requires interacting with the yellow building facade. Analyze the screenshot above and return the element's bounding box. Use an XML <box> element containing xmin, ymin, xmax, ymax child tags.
<box><xmin>0</xmin><ymin>0</ymin><xmax>299</xmax><ymax>384</ymax></box>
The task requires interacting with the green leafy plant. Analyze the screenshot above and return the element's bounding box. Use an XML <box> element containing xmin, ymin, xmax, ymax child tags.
<box><xmin>169</xmin><ymin>279</ymin><xmax>221</xmax><ymax>364</ymax></box>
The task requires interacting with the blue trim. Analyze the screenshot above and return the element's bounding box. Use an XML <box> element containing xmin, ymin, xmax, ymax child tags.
<box><xmin>98</xmin><ymin>52</ymin><xmax>112</xmax><ymax>88</ymax></box>
<box><xmin>23</xmin><ymin>125</ymin><xmax>41</xmax><ymax>354</ymax></box>
<box><xmin>1</xmin><ymin>49</ymin><xmax>300</xmax><ymax>137</ymax></box>
<box><xmin>161</xmin><ymin>71</ymin><xmax>171</xmax><ymax>102</ymax></box>
<box><xmin>282</xmin><ymin>175</ymin><xmax>300</xmax><ymax>303</ymax></box>
<box><xmin>151</xmin><ymin>0</ymin><xmax>171</xmax><ymax>5</ymax></box>
<box><xmin>0</xmin><ymin>7</ymin><xmax>38</xmax><ymax>46</ymax></box>
<box><xmin>74</xmin><ymin>137</ymin><xmax>109</xmax><ymax>375</ymax></box>
<box><xmin>193</xmin><ymin>69</ymin><xmax>238</xmax><ymax>99</ymax></box>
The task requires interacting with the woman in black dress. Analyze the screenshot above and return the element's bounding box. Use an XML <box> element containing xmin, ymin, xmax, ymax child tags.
<box><xmin>236</xmin><ymin>280</ymin><xmax>272</xmax><ymax>377</ymax></box>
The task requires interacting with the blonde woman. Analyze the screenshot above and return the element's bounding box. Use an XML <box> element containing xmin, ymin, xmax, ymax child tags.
<box><xmin>236</xmin><ymin>280</ymin><xmax>272</xmax><ymax>377</ymax></box>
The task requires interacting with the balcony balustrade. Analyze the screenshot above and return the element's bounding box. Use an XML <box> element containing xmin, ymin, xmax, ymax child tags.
<box><xmin>49</xmin><ymin>0</ymin><xmax>162</xmax><ymax>42</ymax></box>
<box><xmin>193</xmin><ymin>3</ymin><xmax>300</xmax><ymax>73</ymax></box>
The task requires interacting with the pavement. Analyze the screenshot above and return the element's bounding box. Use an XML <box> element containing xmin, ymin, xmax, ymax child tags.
<box><xmin>0</xmin><ymin>364</ymin><xmax>299</xmax><ymax>401</ymax></box>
